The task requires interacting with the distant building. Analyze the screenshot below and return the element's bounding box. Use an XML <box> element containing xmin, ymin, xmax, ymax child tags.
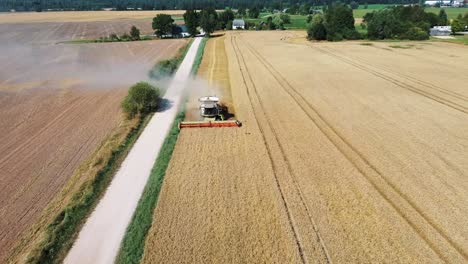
<box><xmin>232</xmin><ymin>19</ymin><xmax>246</xmax><ymax>30</ymax></box>
<box><xmin>425</xmin><ymin>0</ymin><xmax>464</xmax><ymax>7</ymax></box>
<box><xmin>430</xmin><ymin>26</ymin><xmax>452</xmax><ymax>36</ymax></box>
<box><xmin>178</xmin><ymin>25</ymin><xmax>190</xmax><ymax>37</ymax></box>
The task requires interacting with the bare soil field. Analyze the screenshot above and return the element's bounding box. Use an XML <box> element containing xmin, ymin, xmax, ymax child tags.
<box><xmin>142</xmin><ymin>31</ymin><xmax>467</xmax><ymax>263</ymax></box>
<box><xmin>0</xmin><ymin>21</ymin><xmax>186</xmax><ymax>262</ymax></box>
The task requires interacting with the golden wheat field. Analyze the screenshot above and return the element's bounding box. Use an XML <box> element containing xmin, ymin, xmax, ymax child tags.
<box><xmin>142</xmin><ymin>31</ymin><xmax>467</xmax><ymax>263</ymax></box>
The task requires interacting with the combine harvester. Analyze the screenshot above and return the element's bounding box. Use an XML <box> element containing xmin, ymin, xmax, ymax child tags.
<box><xmin>179</xmin><ymin>96</ymin><xmax>242</xmax><ymax>129</ymax></box>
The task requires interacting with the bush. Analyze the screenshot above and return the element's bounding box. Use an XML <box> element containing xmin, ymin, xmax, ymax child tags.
<box><xmin>120</xmin><ymin>33</ymin><xmax>131</xmax><ymax>41</ymax></box>
<box><xmin>324</xmin><ymin>3</ymin><xmax>358</xmax><ymax>40</ymax></box>
<box><xmin>350</xmin><ymin>1</ymin><xmax>359</xmax><ymax>10</ymax></box>
<box><xmin>149</xmin><ymin>59</ymin><xmax>178</xmax><ymax>80</ymax></box>
<box><xmin>109</xmin><ymin>33</ymin><xmax>120</xmax><ymax>41</ymax></box>
<box><xmin>402</xmin><ymin>27</ymin><xmax>429</xmax><ymax>40</ymax></box>
<box><xmin>273</xmin><ymin>15</ymin><xmax>285</xmax><ymax>30</ymax></box>
<box><xmin>367</xmin><ymin>10</ymin><xmax>406</xmax><ymax>39</ymax></box>
<box><xmin>343</xmin><ymin>28</ymin><xmax>362</xmax><ymax>40</ymax></box>
<box><xmin>307</xmin><ymin>14</ymin><xmax>327</xmax><ymax>40</ymax></box>
<box><xmin>226</xmin><ymin>20</ymin><xmax>233</xmax><ymax>30</ymax></box>
<box><xmin>122</xmin><ymin>82</ymin><xmax>160</xmax><ymax>119</ymax></box>
<box><xmin>365</xmin><ymin>6</ymin><xmax>436</xmax><ymax>40</ymax></box>
<box><xmin>280</xmin><ymin>13</ymin><xmax>291</xmax><ymax>24</ymax></box>
<box><xmin>130</xmin><ymin>26</ymin><xmax>141</xmax><ymax>40</ymax></box>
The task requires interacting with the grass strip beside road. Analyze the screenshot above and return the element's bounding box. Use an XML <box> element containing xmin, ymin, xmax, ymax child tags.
<box><xmin>117</xmin><ymin>38</ymin><xmax>207</xmax><ymax>264</ymax></box>
<box><xmin>116</xmin><ymin>111</ymin><xmax>185</xmax><ymax>264</ymax></box>
<box><xmin>149</xmin><ymin>39</ymin><xmax>193</xmax><ymax>80</ymax></box>
<box><xmin>25</xmin><ymin>114</ymin><xmax>152</xmax><ymax>264</ymax></box>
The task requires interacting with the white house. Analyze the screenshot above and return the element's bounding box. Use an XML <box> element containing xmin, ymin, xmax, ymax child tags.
<box><xmin>430</xmin><ymin>26</ymin><xmax>452</xmax><ymax>36</ymax></box>
<box><xmin>232</xmin><ymin>19</ymin><xmax>246</xmax><ymax>30</ymax></box>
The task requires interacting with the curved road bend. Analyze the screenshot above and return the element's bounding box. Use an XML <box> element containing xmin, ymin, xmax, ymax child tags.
<box><xmin>65</xmin><ymin>37</ymin><xmax>203</xmax><ymax>264</ymax></box>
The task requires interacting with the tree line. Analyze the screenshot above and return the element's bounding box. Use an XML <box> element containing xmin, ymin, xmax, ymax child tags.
<box><xmin>1</xmin><ymin>0</ymin><xmax>421</xmax><ymax>12</ymax></box>
<box><xmin>152</xmin><ymin>8</ymin><xmax>237</xmax><ymax>37</ymax></box>
<box><xmin>308</xmin><ymin>4</ymin><xmax>467</xmax><ymax>41</ymax></box>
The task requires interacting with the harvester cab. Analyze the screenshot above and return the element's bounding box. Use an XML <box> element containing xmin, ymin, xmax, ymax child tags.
<box><xmin>179</xmin><ymin>96</ymin><xmax>242</xmax><ymax>129</ymax></box>
<box><xmin>199</xmin><ymin>96</ymin><xmax>221</xmax><ymax>120</ymax></box>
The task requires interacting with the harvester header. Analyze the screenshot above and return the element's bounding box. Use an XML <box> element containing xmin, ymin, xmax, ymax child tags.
<box><xmin>179</xmin><ymin>96</ymin><xmax>242</xmax><ymax>129</ymax></box>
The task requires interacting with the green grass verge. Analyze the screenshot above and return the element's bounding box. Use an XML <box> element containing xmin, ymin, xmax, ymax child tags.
<box><xmin>149</xmin><ymin>39</ymin><xmax>193</xmax><ymax>80</ymax></box>
<box><xmin>115</xmin><ymin>111</ymin><xmax>185</xmax><ymax>264</ymax></box>
<box><xmin>116</xmin><ymin>37</ymin><xmax>207</xmax><ymax>264</ymax></box>
<box><xmin>60</xmin><ymin>36</ymin><xmax>155</xmax><ymax>45</ymax></box>
<box><xmin>26</xmin><ymin>114</ymin><xmax>152</xmax><ymax>264</ymax></box>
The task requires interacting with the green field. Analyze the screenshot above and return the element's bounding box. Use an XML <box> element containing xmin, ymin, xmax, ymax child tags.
<box><xmin>426</xmin><ymin>7</ymin><xmax>468</xmax><ymax>19</ymax></box>
<box><xmin>245</xmin><ymin>14</ymin><xmax>309</xmax><ymax>29</ymax></box>
<box><xmin>354</xmin><ymin>6</ymin><xmax>468</xmax><ymax>19</ymax></box>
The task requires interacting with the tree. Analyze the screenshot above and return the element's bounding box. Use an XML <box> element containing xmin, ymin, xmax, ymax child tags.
<box><xmin>350</xmin><ymin>1</ymin><xmax>359</xmax><ymax>10</ymax></box>
<box><xmin>367</xmin><ymin>10</ymin><xmax>404</xmax><ymax>39</ymax></box>
<box><xmin>438</xmin><ymin>9</ymin><xmax>448</xmax><ymax>26</ymax></box>
<box><xmin>32</xmin><ymin>0</ymin><xmax>42</xmax><ymax>12</ymax></box>
<box><xmin>248</xmin><ymin>7</ymin><xmax>260</xmax><ymax>18</ymax></box>
<box><xmin>307</xmin><ymin>13</ymin><xmax>327</xmax><ymax>40</ymax></box>
<box><xmin>267</xmin><ymin>16</ymin><xmax>276</xmax><ymax>30</ymax></box>
<box><xmin>237</xmin><ymin>7</ymin><xmax>246</xmax><ymax>17</ymax></box>
<box><xmin>324</xmin><ymin>3</ymin><xmax>357</xmax><ymax>41</ymax></box>
<box><xmin>171</xmin><ymin>24</ymin><xmax>182</xmax><ymax>36</ymax></box>
<box><xmin>273</xmin><ymin>15</ymin><xmax>285</xmax><ymax>30</ymax></box>
<box><xmin>199</xmin><ymin>7</ymin><xmax>218</xmax><ymax>36</ymax></box>
<box><xmin>364</xmin><ymin>6</ymin><xmax>436</xmax><ymax>40</ymax></box>
<box><xmin>219</xmin><ymin>8</ymin><xmax>235</xmax><ymax>29</ymax></box>
<box><xmin>280</xmin><ymin>13</ymin><xmax>291</xmax><ymax>24</ymax></box>
<box><xmin>183</xmin><ymin>9</ymin><xmax>199</xmax><ymax>36</ymax></box>
<box><xmin>152</xmin><ymin>14</ymin><xmax>175</xmax><ymax>37</ymax></box>
<box><xmin>121</xmin><ymin>82</ymin><xmax>160</xmax><ymax>119</ymax></box>
<box><xmin>299</xmin><ymin>3</ymin><xmax>312</xmax><ymax>15</ymax></box>
<box><xmin>130</xmin><ymin>25</ymin><xmax>140</xmax><ymax>40</ymax></box>
<box><xmin>451</xmin><ymin>18</ymin><xmax>465</xmax><ymax>34</ymax></box>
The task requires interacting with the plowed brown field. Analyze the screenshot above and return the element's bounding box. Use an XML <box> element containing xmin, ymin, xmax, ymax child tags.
<box><xmin>143</xmin><ymin>31</ymin><xmax>467</xmax><ymax>263</ymax></box>
<box><xmin>0</xmin><ymin>19</ymin><xmax>186</xmax><ymax>262</ymax></box>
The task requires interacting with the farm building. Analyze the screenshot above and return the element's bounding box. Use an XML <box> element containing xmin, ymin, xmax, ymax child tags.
<box><xmin>430</xmin><ymin>26</ymin><xmax>452</xmax><ymax>36</ymax></box>
<box><xmin>232</xmin><ymin>19</ymin><xmax>245</xmax><ymax>30</ymax></box>
<box><xmin>424</xmin><ymin>0</ymin><xmax>464</xmax><ymax>6</ymax></box>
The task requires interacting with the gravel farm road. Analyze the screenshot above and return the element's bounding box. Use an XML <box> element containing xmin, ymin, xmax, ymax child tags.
<box><xmin>64</xmin><ymin>37</ymin><xmax>202</xmax><ymax>264</ymax></box>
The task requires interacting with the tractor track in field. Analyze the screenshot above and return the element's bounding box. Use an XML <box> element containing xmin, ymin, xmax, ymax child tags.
<box><xmin>0</xmin><ymin>96</ymin><xmax>86</xmax><ymax>170</ymax></box>
<box><xmin>238</xmin><ymin>34</ymin><xmax>467</xmax><ymax>262</ymax></box>
<box><xmin>231</xmin><ymin>34</ymin><xmax>331</xmax><ymax>264</ymax></box>
<box><xmin>310</xmin><ymin>46</ymin><xmax>468</xmax><ymax>115</ymax></box>
<box><xmin>322</xmin><ymin>46</ymin><xmax>468</xmax><ymax>103</ymax></box>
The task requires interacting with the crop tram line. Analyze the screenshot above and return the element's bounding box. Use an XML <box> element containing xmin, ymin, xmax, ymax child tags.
<box><xmin>239</xmin><ymin>34</ymin><xmax>467</xmax><ymax>262</ymax></box>
<box><xmin>312</xmin><ymin>46</ymin><xmax>468</xmax><ymax>115</ymax></box>
<box><xmin>323</xmin><ymin>46</ymin><xmax>468</xmax><ymax>103</ymax></box>
<box><xmin>231</xmin><ymin>34</ymin><xmax>331</xmax><ymax>264</ymax></box>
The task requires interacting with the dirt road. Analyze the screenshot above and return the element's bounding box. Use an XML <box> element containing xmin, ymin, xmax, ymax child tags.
<box><xmin>0</xmin><ymin>22</ymin><xmax>185</xmax><ymax>262</ymax></box>
<box><xmin>64</xmin><ymin>37</ymin><xmax>202</xmax><ymax>264</ymax></box>
<box><xmin>142</xmin><ymin>31</ymin><xmax>467</xmax><ymax>263</ymax></box>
